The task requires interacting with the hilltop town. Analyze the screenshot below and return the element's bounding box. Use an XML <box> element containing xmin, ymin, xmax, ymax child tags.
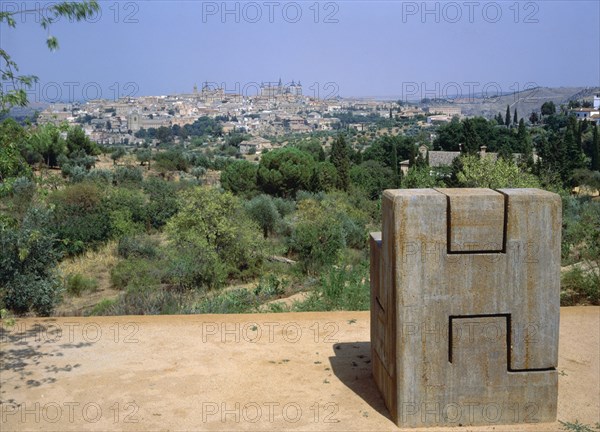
<box><xmin>34</xmin><ymin>84</ymin><xmax>600</xmax><ymax>152</ymax></box>
<box><xmin>36</xmin><ymin>80</ymin><xmax>401</xmax><ymax>146</ymax></box>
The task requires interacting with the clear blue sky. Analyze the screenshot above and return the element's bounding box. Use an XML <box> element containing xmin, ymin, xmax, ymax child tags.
<box><xmin>1</xmin><ymin>1</ymin><xmax>599</xmax><ymax>101</ymax></box>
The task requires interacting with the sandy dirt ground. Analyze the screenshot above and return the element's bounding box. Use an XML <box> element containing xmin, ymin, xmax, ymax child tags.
<box><xmin>1</xmin><ymin>307</ymin><xmax>598</xmax><ymax>431</ymax></box>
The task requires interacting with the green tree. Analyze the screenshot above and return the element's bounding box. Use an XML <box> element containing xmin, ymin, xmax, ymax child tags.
<box><xmin>330</xmin><ymin>134</ymin><xmax>351</xmax><ymax>191</ymax></box>
<box><xmin>291</xmin><ymin>138</ymin><xmax>325</xmax><ymax>161</ymax></box>
<box><xmin>66</xmin><ymin>126</ymin><xmax>98</xmax><ymax>156</ymax></box>
<box><xmin>309</xmin><ymin>161</ymin><xmax>338</xmax><ymax>192</ymax></box>
<box><xmin>111</xmin><ymin>147</ymin><xmax>126</xmax><ymax>165</ymax></box>
<box><xmin>245</xmin><ymin>194</ymin><xmax>280</xmax><ymax>238</ymax></box>
<box><xmin>257</xmin><ymin>147</ymin><xmax>315</xmax><ymax>198</ymax></box>
<box><xmin>287</xmin><ymin>198</ymin><xmax>346</xmax><ymax>275</ymax></box>
<box><xmin>433</xmin><ymin>117</ymin><xmax>462</xmax><ymax>150</ymax></box>
<box><xmin>350</xmin><ymin>160</ymin><xmax>396</xmax><ymax>199</ymax></box>
<box><xmin>505</xmin><ymin>105</ymin><xmax>511</xmax><ymax>127</ymax></box>
<box><xmin>0</xmin><ymin>119</ymin><xmax>30</xmax><ymax>182</ymax></box>
<box><xmin>455</xmin><ymin>155</ymin><xmax>541</xmax><ymax>188</ymax></box>
<box><xmin>564</xmin><ymin>116</ymin><xmax>586</xmax><ymax>179</ymax></box>
<box><xmin>27</xmin><ymin>124</ymin><xmax>66</xmax><ymax>168</ymax></box>
<box><xmin>401</xmin><ymin>165</ymin><xmax>444</xmax><ymax>188</ymax></box>
<box><xmin>220</xmin><ymin>159</ymin><xmax>258</xmax><ymax>198</ymax></box>
<box><xmin>513</xmin><ymin>108</ymin><xmax>518</xmax><ymax>125</ymax></box>
<box><xmin>516</xmin><ymin>118</ymin><xmax>532</xmax><ymax>161</ymax></box>
<box><xmin>167</xmin><ymin>187</ymin><xmax>263</xmax><ymax>282</ymax></box>
<box><xmin>0</xmin><ymin>1</ymin><xmax>100</xmax><ymax>111</ymax></box>
<box><xmin>462</xmin><ymin>118</ymin><xmax>480</xmax><ymax>154</ymax></box>
<box><xmin>541</xmin><ymin>101</ymin><xmax>556</xmax><ymax>116</ymax></box>
<box><xmin>592</xmin><ymin>125</ymin><xmax>599</xmax><ymax>171</ymax></box>
<box><xmin>390</xmin><ymin>141</ymin><xmax>399</xmax><ymax>185</ymax></box>
<box><xmin>529</xmin><ymin>111</ymin><xmax>539</xmax><ymax>124</ymax></box>
<box><xmin>136</xmin><ymin>149</ymin><xmax>152</xmax><ymax>167</ymax></box>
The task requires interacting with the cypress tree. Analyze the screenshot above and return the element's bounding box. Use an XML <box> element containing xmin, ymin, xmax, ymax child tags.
<box><xmin>505</xmin><ymin>105</ymin><xmax>511</xmax><ymax>127</ymax></box>
<box><xmin>391</xmin><ymin>141</ymin><xmax>399</xmax><ymax>186</ymax></box>
<box><xmin>462</xmin><ymin>119</ymin><xmax>480</xmax><ymax>155</ymax></box>
<box><xmin>513</xmin><ymin>108</ymin><xmax>518</xmax><ymax>125</ymax></box>
<box><xmin>330</xmin><ymin>134</ymin><xmax>350</xmax><ymax>191</ymax></box>
<box><xmin>592</xmin><ymin>125</ymin><xmax>599</xmax><ymax>171</ymax></box>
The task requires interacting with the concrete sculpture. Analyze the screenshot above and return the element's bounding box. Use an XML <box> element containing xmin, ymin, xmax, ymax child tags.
<box><xmin>370</xmin><ymin>188</ymin><xmax>561</xmax><ymax>427</ymax></box>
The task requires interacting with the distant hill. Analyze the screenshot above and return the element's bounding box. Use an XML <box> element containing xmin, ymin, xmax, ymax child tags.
<box><xmin>423</xmin><ymin>86</ymin><xmax>600</xmax><ymax>119</ymax></box>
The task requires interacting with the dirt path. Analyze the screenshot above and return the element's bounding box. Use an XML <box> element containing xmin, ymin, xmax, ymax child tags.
<box><xmin>1</xmin><ymin>307</ymin><xmax>598</xmax><ymax>431</ymax></box>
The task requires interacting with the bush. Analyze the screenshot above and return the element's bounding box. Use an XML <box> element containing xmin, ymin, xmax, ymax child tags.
<box><xmin>65</xmin><ymin>273</ymin><xmax>98</xmax><ymax>296</ymax></box>
<box><xmin>113</xmin><ymin>166</ymin><xmax>143</xmax><ymax>185</ymax></box>
<box><xmin>167</xmin><ymin>187</ymin><xmax>264</xmax><ymax>281</ymax></box>
<box><xmin>7</xmin><ymin>177</ymin><xmax>36</xmax><ymax>216</ymax></box>
<box><xmin>0</xmin><ymin>211</ymin><xmax>63</xmax><ymax>316</ymax></box>
<box><xmin>272</xmin><ymin>197</ymin><xmax>296</xmax><ymax>217</ymax></box>
<box><xmin>104</xmin><ymin>187</ymin><xmax>148</xmax><ymax>238</ymax></box>
<box><xmin>89</xmin><ymin>298</ymin><xmax>117</xmax><ymax>315</ymax></box>
<box><xmin>110</xmin><ymin>258</ymin><xmax>164</xmax><ymax>291</ymax></box>
<box><xmin>86</xmin><ymin>169</ymin><xmax>114</xmax><ymax>185</ymax></box>
<box><xmin>561</xmin><ymin>265</ymin><xmax>600</xmax><ymax>306</ymax></box>
<box><xmin>3</xmin><ymin>272</ymin><xmax>62</xmax><ymax>316</ymax></box>
<box><xmin>191</xmin><ymin>288</ymin><xmax>259</xmax><ymax>314</ymax></box>
<box><xmin>107</xmin><ymin>288</ymin><xmax>184</xmax><ymax>315</ymax></box>
<box><xmin>289</xmin><ymin>219</ymin><xmax>345</xmax><ymax>274</ymax></box>
<box><xmin>165</xmin><ymin>243</ymin><xmax>227</xmax><ymax>291</ymax></box>
<box><xmin>117</xmin><ymin>235</ymin><xmax>159</xmax><ymax>259</ymax></box>
<box><xmin>293</xmin><ymin>264</ymin><xmax>369</xmax><ymax>312</ymax></box>
<box><xmin>48</xmin><ymin>182</ymin><xmax>112</xmax><ymax>255</ymax></box>
<box><xmin>254</xmin><ymin>274</ymin><xmax>286</xmax><ymax>298</ymax></box>
<box><xmin>143</xmin><ymin>178</ymin><xmax>180</xmax><ymax>229</ymax></box>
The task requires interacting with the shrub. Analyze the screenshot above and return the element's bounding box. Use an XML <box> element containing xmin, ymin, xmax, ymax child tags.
<box><xmin>86</xmin><ymin>169</ymin><xmax>114</xmax><ymax>185</ymax></box>
<box><xmin>561</xmin><ymin>265</ymin><xmax>600</xmax><ymax>306</ymax></box>
<box><xmin>254</xmin><ymin>274</ymin><xmax>286</xmax><ymax>298</ymax></box>
<box><xmin>191</xmin><ymin>288</ymin><xmax>259</xmax><ymax>314</ymax></box>
<box><xmin>0</xmin><ymin>211</ymin><xmax>63</xmax><ymax>316</ymax></box>
<box><xmin>89</xmin><ymin>298</ymin><xmax>116</xmax><ymax>315</ymax></box>
<box><xmin>113</xmin><ymin>166</ymin><xmax>143</xmax><ymax>185</ymax></box>
<box><xmin>107</xmin><ymin>288</ymin><xmax>184</xmax><ymax>315</ymax></box>
<box><xmin>65</xmin><ymin>273</ymin><xmax>98</xmax><ymax>296</ymax></box>
<box><xmin>165</xmin><ymin>243</ymin><xmax>227</xmax><ymax>291</ymax></box>
<box><xmin>48</xmin><ymin>182</ymin><xmax>112</xmax><ymax>255</ymax></box>
<box><xmin>110</xmin><ymin>258</ymin><xmax>163</xmax><ymax>291</ymax></box>
<box><xmin>167</xmin><ymin>187</ymin><xmax>264</xmax><ymax>281</ymax></box>
<box><xmin>143</xmin><ymin>178</ymin><xmax>179</xmax><ymax>229</ymax></box>
<box><xmin>3</xmin><ymin>272</ymin><xmax>62</xmax><ymax>316</ymax></box>
<box><xmin>272</xmin><ymin>197</ymin><xmax>296</xmax><ymax>217</ymax></box>
<box><xmin>117</xmin><ymin>235</ymin><xmax>159</xmax><ymax>259</ymax></box>
<box><xmin>288</xmin><ymin>219</ymin><xmax>345</xmax><ymax>275</ymax></box>
<box><xmin>8</xmin><ymin>177</ymin><xmax>36</xmax><ymax>216</ymax></box>
<box><xmin>293</xmin><ymin>264</ymin><xmax>369</xmax><ymax>312</ymax></box>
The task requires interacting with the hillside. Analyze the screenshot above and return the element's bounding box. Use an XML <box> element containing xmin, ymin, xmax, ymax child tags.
<box><xmin>425</xmin><ymin>86</ymin><xmax>600</xmax><ymax>118</ymax></box>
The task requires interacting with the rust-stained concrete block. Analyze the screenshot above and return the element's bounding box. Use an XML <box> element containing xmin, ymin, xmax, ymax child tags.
<box><xmin>370</xmin><ymin>188</ymin><xmax>561</xmax><ymax>428</ymax></box>
<box><xmin>443</xmin><ymin>188</ymin><xmax>505</xmax><ymax>252</ymax></box>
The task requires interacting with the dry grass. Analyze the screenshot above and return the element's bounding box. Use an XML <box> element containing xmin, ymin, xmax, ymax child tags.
<box><xmin>56</xmin><ymin>241</ymin><xmax>122</xmax><ymax>316</ymax></box>
<box><xmin>59</xmin><ymin>240</ymin><xmax>119</xmax><ymax>280</ymax></box>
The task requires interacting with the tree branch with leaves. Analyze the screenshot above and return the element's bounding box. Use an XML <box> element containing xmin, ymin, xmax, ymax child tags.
<box><xmin>0</xmin><ymin>1</ymin><xmax>100</xmax><ymax>112</ymax></box>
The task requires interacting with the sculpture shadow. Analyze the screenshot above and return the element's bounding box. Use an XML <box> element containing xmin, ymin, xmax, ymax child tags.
<box><xmin>329</xmin><ymin>341</ymin><xmax>391</xmax><ymax>421</ymax></box>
